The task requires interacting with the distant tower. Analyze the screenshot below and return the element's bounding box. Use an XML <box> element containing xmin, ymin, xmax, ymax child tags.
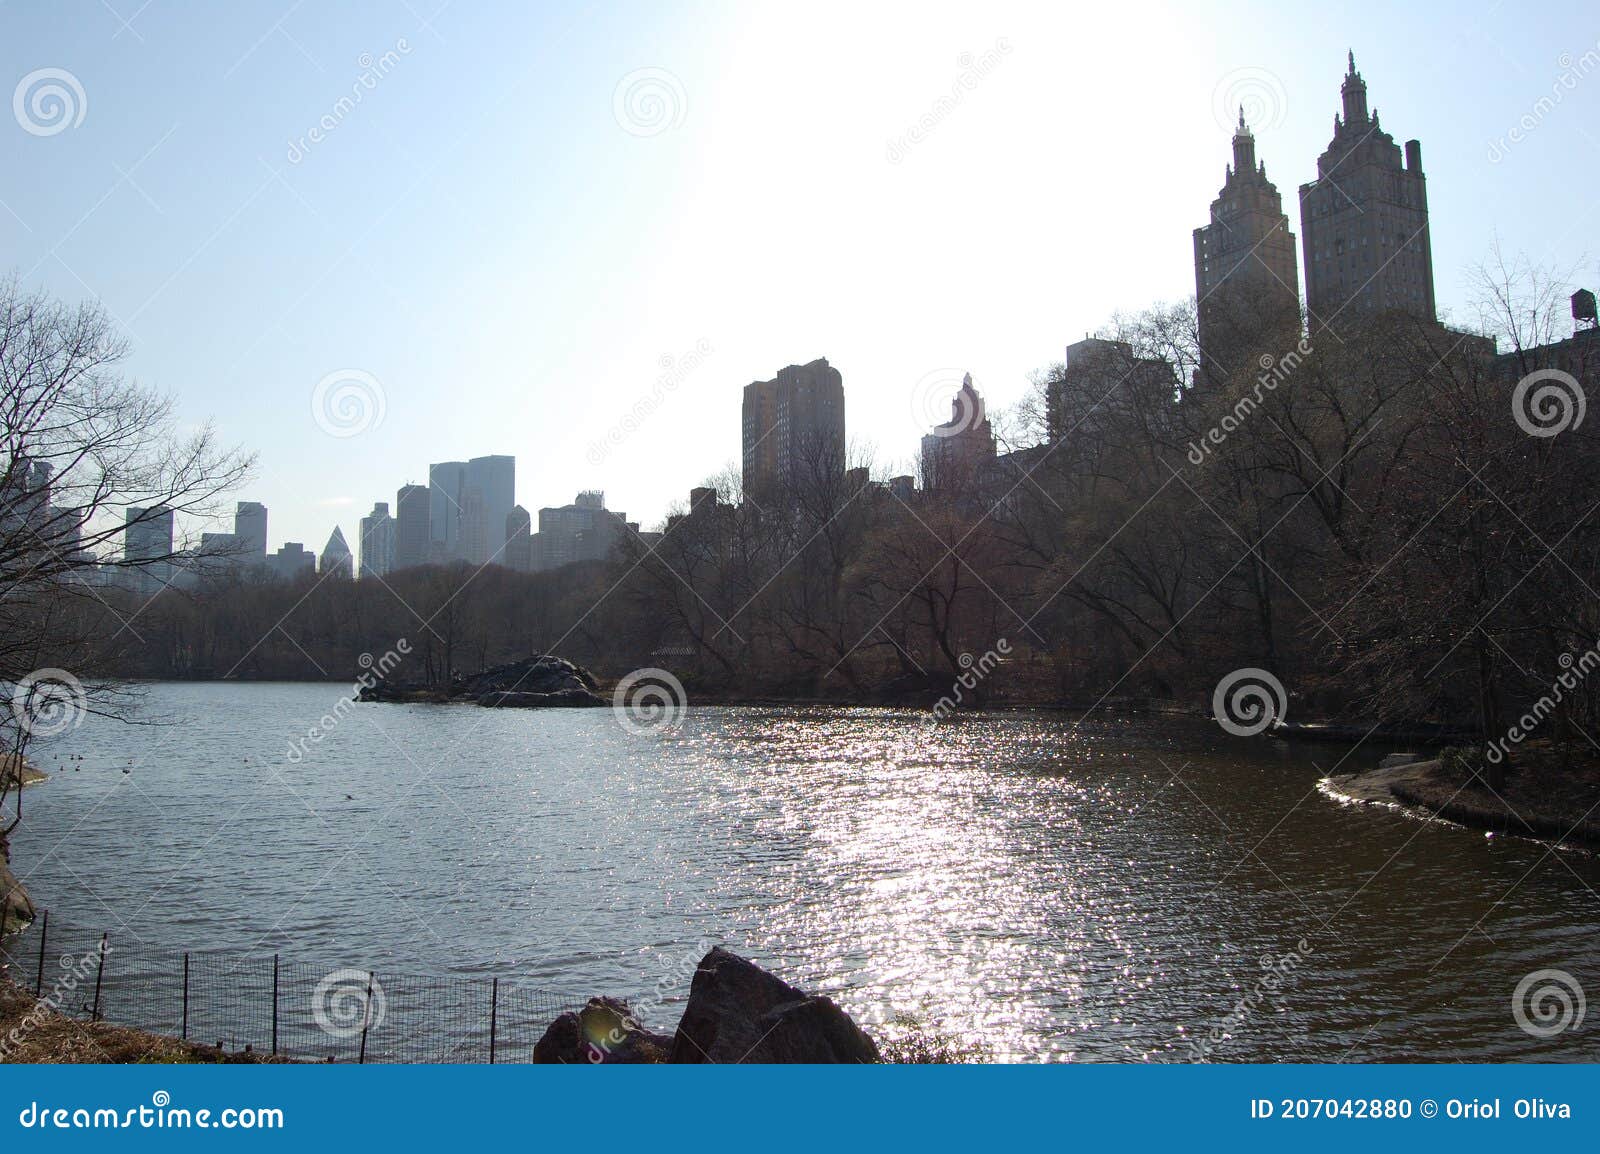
<box><xmin>741</xmin><ymin>358</ymin><xmax>846</xmax><ymax>500</ymax></box>
<box><xmin>320</xmin><ymin>526</ymin><xmax>353</xmax><ymax>577</ymax></box>
<box><xmin>233</xmin><ymin>501</ymin><xmax>267</xmax><ymax>560</ymax></box>
<box><xmin>358</xmin><ymin>502</ymin><xmax>395</xmax><ymax>579</ymax></box>
<box><xmin>504</xmin><ymin>505</ymin><xmax>532</xmax><ymax>572</ymax></box>
<box><xmin>1299</xmin><ymin>52</ymin><xmax>1436</xmax><ymax>333</ymax></box>
<box><xmin>920</xmin><ymin>373</ymin><xmax>996</xmax><ymax>492</ymax></box>
<box><xmin>393</xmin><ymin>483</ymin><xmax>430</xmax><ymax>570</ymax></box>
<box><xmin>1193</xmin><ymin>108</ymin><xmax>1300</xmax><ymax>382</ymax></box>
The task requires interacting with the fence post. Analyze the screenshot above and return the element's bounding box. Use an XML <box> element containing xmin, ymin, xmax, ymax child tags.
<box><xmin>271</xmin><ymin>955</ymin><xmax>279</xmax><ymax>1056</ymax></box>
<box><xmin>489</xmin><ymin>977</ymin><xmax>498</xmax><ymax>1065</ymax></box>
<box><xmin>181</xmin><ymin>953</ymin><xmax>189</xmax><ymax>1040</ymax></box>
<box><xmin>90</xmin><ymin>933</ymin><xmax>107</xmax><ymax>1022</ymax></box>
<box><xmin>357</xmin><ymin>971</ymin><xmax>374</xmax><ymax>1064</ymax></box>
<box><xmin>33</xmin><ymin>909</ymin><xmax>47</xmax><ymax>998</ymax></box>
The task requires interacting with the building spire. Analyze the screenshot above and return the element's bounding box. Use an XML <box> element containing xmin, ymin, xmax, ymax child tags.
<box><xmin>1231</xmin><ymin>106</ymin><xmax>1256</xmax><ymax>175</ymax></box>
<box><xmin>1340</xmin><ymin>49</ymin><xmax>1368</xmax><ymax>124</ymax></box>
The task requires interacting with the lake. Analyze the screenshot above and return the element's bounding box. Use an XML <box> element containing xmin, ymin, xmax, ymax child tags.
<box><xmin>5</xmin><ymin>681</ymin><xmax>1597</xmax><ymax>1061</ymax></box>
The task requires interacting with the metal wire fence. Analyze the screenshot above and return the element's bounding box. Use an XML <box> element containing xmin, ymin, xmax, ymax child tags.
<box><xmin>2</xmin><ymin>912</ymin><xmax>596</xmax><ymax>1063</ymax></box>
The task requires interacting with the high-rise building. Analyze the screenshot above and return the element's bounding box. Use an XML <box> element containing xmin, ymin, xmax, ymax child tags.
<box><xmin>920</xmin><ymin>373</ymin><xmax>996</xmax><ymax>493</ymax></box>
<box><xmin>359</xmin><ymin>501</ymin><xmax>396</xmax><ymax>579</ymax></box>
<box><xmin>267</xmin><ymin>542</ymin><xmax>316</xmax><ymax>582</ymax></box>
<box><xmin>428</xmin><ymin>460</ymin><xmax>468</xmax><ymax>560</ymax></box>
<box><xmin>394</xmin><ymin>483</ymin><xmax>430</xmax><ymax>571</ymax></box>
<box><xmin>233</xmin><ymin>501</ymin><xmax>268</xmax><ymax>560</ymax></box>
<box><xmin>505</xmin><ymin>505</ymin><xmax>532</xmax><ymax>573</ymax></box>
<box><xmin>741</xmin><ymin>358</ymin><xmax>846</xmax><ymax>498</ymax></box>
<box><xmin>461</xmin><ymin>454</ymin><xmax>515</xmax><ymax>565</ymax></box>
<box><xmin>530</xmin><ymin>491</ymin><xmax>631</xmax><ymax>571</ymax></box>
<box><xmin>320</xmin><ymin>526</ymin><xmax>353</xmax><ymax>577</ymax></box>
<box><xmin>427</xmin><ymin>456</ymin><xmax>514</xmax><ymax>563</ymax></box>
<box><xmin>124</xmin><ymin>505</ymin><xmax>175</xmax><ymax>562</ymax></box>
<box><xmin>1299</xmin><ymin>52</ymin><xmax>1436</xmax><ymax>334</ymax></box>
<box><xmin>1194</xmin><ymin>110</ymin><xmax>1301</xmax><ymax>381</ymax></box>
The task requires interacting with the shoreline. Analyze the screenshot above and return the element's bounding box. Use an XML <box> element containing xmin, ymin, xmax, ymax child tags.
<box><xmin>1323</xmin><ymin>758</ymin><xmax>1600</xmax><ymax>851</ymax></box>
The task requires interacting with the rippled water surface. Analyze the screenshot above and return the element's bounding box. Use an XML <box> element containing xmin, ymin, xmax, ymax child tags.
<box><xmin>7</xmin><ymin>682</ymin><xmax>1599</xmax><ymax>1060</ymax></box>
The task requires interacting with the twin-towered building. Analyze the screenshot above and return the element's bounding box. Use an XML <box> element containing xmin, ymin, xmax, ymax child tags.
<box><xmin>1194</xmin><ymin>53</ymin><xmax>1437</xmax><ymax>372</ymax></box>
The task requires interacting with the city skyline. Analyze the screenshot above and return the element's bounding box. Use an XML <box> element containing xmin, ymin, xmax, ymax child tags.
<box><xmin>3</xmin><ymin>3</ymin><xmax>1596</xmax><ymax>554</ymax></box>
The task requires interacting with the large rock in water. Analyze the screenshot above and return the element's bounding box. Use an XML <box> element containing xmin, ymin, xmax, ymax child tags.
<box><xmin>669</xmin><ymin>947</ymin><xmax>880</xmax><ymax>1063</ymax></box>
<box><xmin>532</xmin><ymin>997</ymin><xmax>673</xmax><ymax>1064</ymax></box>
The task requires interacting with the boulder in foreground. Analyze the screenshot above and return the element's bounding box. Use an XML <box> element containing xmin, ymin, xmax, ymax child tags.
<box><xmin>668</xmin><ymin>946</ymin><xmax>880</xmax><ymax>1063</ymax></box>
<box><xmin>532</xmin><ymin>997</ymin><xmax>673</xmax><ymax>1064</ymax></box>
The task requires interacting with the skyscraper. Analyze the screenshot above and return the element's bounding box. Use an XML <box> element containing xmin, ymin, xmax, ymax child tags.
<box><xmin>1299</xmin><ymin>52</ymin><xmax>1436</xmax><ymax>334</ymax></box>
<box><xmin>394</xmin><ymin>483</ymin><xmax>430</xmax><ymax>570</ymax></box>
<box><xmin>233</xmin><ymin>501</ymin><xmax>268</xmax><ymax>560</ymax></box>
<box><xmin>1194</xmin><ymin>110</ymin><xmax>1300</xmax><ymax>381</ymax></box>
<box><xmin>428</xmin><ymin>460</ymin><xmax>468</xmax><ymax>560</ymax></box>
<box><xmin>741</xmin><ymin>358</ymin><xmax>846</xmax><ymax>498</ymax></box>
<box><xmin>359</xmin><ymin>502</ymin><xmax>396</xmax><ymax>579</ymax></box>
<box><xmin>124</xmin><ymin>506</ymin><xmax>175</xmax><ymax>562</ymax></box>
<box><xmin>462</xmin><ymin>454</ymin><xmax>515</xmax><ymax>565</ymax></box>
<box><xmin>320</xmin><ymin>526</ymin><xmax>353</xmax><ymax>577</ymax></box>
<box><xmin>505</xmin><ymin>505</ymin><xmax>532</xmax><ymax>573</ymax></box>
<box><xmin>920</xmin><ymin>373</ymin><xmax>996</xmax><ymax>493</ymax></box>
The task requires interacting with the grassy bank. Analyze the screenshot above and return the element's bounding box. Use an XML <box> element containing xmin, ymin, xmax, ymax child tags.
<box><xmin>0</xmin><ymin>976</ymin><xmax>280</xmax><ymax>1064</ymax></box>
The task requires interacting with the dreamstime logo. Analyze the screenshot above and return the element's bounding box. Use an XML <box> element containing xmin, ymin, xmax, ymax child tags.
<box><xmin>1512</xmin><ymin>968</ymin><xmax>1585</xmax><ymax>1039</ymax></box>
<box><xmin>1486</xmin><ymin>641</ymin><xmax>1600</xmax><ymax>765</ymax></box>
<box><xmin>286</xmin><ymin>40</ymin><xmax>412</xmax><ymax>164</ymax></box>
<box><xmin>13</xmin><ymin>68</ymin><xmax>87</xmax><ymax>136</ymax></box>
<box><xmin>1189</xmin><ymin>937</ymin><xmax>1312</xmax><ymax>1061</ymax></box>
<box><xmin>9</xmin><ymin>668</ymin><xmax>88</xmax><ymax>737</ymax></box>
<box><xmin>588</xmin><ymin>339</ymin><xmax>714</xmax><ymax>466</ymax></box>
<box><xmin>312</xmin><ymin>968</ymin><xmax>385</xmax><ymax>1039</ymax></box>
<box><xmin>1187</xmin><ymin>338</ymin><xmax>1312</xmax><ymax>466</ymax></box>
<box><xmin>286</xmin><ymin>639</ymin><xmax>410</xmax><ymax>764</ymax></box>
<box><xmin>311</xmin><ymin>368</ymin><xmax>386</xmax><ymax>438</ymax></box>
<box><xmin>911</xmin><ymin>369</ymin><xmax>983</xmax><ymax>438</ymax></box>
<box><xmin>0</xmin><ymin>943</ymin><xmax>107</xmax><ymax>1058</ymax></box>
<box><xmin>924</xmin><ymin>639</ymin><xmax>1010</xmax><ymax>729</ymax></box>
<box><xmin>1487</xmin><ymin>42</ymin><xmax>1600</xmax><ymax>163</ymax></box>
<box><xmin>612</xmin><ymin>667</ymin><xmax>688</xmax><ymax>736</ymax></box>
<box><xmin>612</xmin><ymin>68</ymin><xmax>687</xmax><ymax>137</ymax></box>
<box><xmin>1211</xmin><ymin>66</ymin><xmax>1287</xmax><ymax>134</ymax></box>
<box><xmin>1211</xmin><ymin>667</ymin><xmax>1287</xmax><ymax>736</ymax></box>
<box><xmin>886</xmin><ymin>39</ymin><xmax>1011</xmax><ymax>163</ymax></box>
<box><xmin>1511</xmin><ymin>368</ymin><xmax>1585</xmax><ymax>438</ymax></box>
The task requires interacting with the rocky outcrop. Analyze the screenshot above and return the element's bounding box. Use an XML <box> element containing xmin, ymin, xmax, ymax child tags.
<box><xmin>0</xmin><ymin>754</ymin><xmax>46</xmax><ymax>790</ymax></box>
<box><xmin>669</xmin><ymin>947</ymin><xmax>880</xmax><ymax>1064</ymax></box>
<box><xmin>1</xmin><ymin>861</ymin><xmax>35</xmax><ymax>934</ymax></box>
<box><xmin>359</xmin><ymin>655</ymin><xmax>605</xmax><ymax>709</ymax></box>
<box><xmin>532</xmin><ymin>948</ymin><xmax>881</xmax><ymax>1064</ymax></box>
<box><xmin>531</xmin><ymin>997</ymin><xmax>674</xmax><ymax>1064</ymax></box>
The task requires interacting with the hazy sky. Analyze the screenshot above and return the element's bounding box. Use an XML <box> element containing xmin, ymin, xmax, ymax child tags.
<box><xmin>3</xmin><ymin>1</ymin><xmax>1596</xmax><ymax>554</ymax></box>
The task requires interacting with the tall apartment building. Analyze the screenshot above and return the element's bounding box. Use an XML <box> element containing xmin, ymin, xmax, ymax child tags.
<box><xmin>394</xmin><ymin>483</ymin><xmax>430</xmax><ymax>571</ymax></box>
<box><xmin>1194</xmin><ymin>110</ymin><xmax>1301</xmax><ymax>381</ymax></box>
<box><xmin>741</xmin><ymin>358</ymin><xmax>846</xmax><ymax>497</ymax></box>
<box><xmin>359</xmin><ymin>501</ymin><xmax>396</xmax><ymax>579</ymax></box>
<box><xmin>1299</xmin><ymin>53</ymin><xmax>1436</xmax><ymax>334</ymax></box>
<box><xmin>920</xmin><ymin>374</ymin><xmax>996</xmax><ymax>493</ymax></box>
